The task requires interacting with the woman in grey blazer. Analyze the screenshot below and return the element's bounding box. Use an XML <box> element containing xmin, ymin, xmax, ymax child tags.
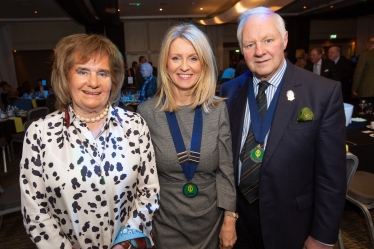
<box><xmin>137</xmin><ymin>23</ymin><xmax>237</xmax><ymax>249</ymax></box>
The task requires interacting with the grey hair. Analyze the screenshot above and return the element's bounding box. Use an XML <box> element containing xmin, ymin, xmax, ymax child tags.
<box><xmin>237</xmin><ymin>6</ymin><xmax>286</xmax><ymax>51</ymax></box>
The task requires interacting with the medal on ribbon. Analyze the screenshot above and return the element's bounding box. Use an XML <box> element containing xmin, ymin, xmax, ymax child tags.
<box><xmin>249</xmin><ymin>145</ymin><xmax>264</xmax><ymax>163</ymax></box>
<box><xmin>183</xmin><ymin>182</ymin><xmax>199</xmax><ymax>198</ymax></box>
<box><xmin>165</xmin><ymin>105</ymin><xmax>203</xmax><ymax>198</ymax></box>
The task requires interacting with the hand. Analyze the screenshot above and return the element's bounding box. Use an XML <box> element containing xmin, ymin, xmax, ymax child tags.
<box><xmin>303</xmin><ymin>236</ymin><xmax>332</xmax><ymax>249</ymax></box>
<box><xmin>112</xmin><ymin>245</ymin><xmax>124</xmax><ymax>249</ymax></box>
<box><xmin>219</xmin><ymin>215</ymin><xmax>237</xmax><ymax>249</ymax></box>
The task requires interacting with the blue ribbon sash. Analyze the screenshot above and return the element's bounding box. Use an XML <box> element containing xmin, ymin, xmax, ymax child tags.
<box><xmin>165</xmin><ymin>106</ymin><xmax>203</xmax><ymax>181</ymax></box>
<box><xmin>247</xmin><ymin>77</ymin><xmax>284</xmax><ymax>143</ymax></box>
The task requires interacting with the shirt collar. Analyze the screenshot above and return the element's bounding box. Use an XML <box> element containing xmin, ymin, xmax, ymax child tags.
<box><xmin>253</xmin><ymin>58</ymin><xmax>287</xmax><ymax>88</ymax></box>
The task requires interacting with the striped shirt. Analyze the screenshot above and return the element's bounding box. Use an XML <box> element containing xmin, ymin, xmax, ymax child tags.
<box><xmin>238</xmin><ymin>59</ymin><xmax>287</xmax><ymax>183</ymax></box>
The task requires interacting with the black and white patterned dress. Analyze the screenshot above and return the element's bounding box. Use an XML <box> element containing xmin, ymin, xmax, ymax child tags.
<box><xmin>20</xmin><ymin>106</ymin><xmax>160</xmax><ymax>249</ymax></box>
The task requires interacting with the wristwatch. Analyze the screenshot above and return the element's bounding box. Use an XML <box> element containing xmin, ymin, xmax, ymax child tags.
<box><xmin>224</xmin><ymin>211</ymin><xmax>239</xmax><ymax>220</ymax></box>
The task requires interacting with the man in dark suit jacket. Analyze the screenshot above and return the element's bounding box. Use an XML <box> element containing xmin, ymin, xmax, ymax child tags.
<box><xmin>220</xmin><ymin>7</ymin><xmax>346</xmax><ymax>249</ymax></box>
<box><xmin>328</xmin><ymin>46</ymin><xmax>353</xmax><ymax>101</ymax></box>
<box><xmin>305</xmin><ymin>47</ymin><xmax>335</xmax><ymax>79</ymax></box>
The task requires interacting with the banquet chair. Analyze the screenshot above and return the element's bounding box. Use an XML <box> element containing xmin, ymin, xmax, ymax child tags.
<box><xmin>0</xmin><ymin>182</ymin><xmax>21</xmax><ymax>229</ymax></box>
<box><xmin>45</xmin><ymin>94</ymin><xmax>56</xmax><ymax>113</ymax></box>
<box><xmin>27</xmin><ymin>106</ymin><xmax>49</xmax><ymax>120</ymax></box>
<box><xmin>10</xmin><ymin>118</ymin><xmax>38</xmax><ymax>159</ymax></box>
<box><xmin>119</xmin><ymin>105</ymin><xmax>135</xmax><ymax>112</ymax></box>
<box><xmin>13</xmin><ymin>98</ymin><xmax>32</xmax><ymax>111</ymax></box>
<box><xmin>0</xmin><ymin>137</ymin><xmax>12</xmax><ymax>173</ymax></box>
<box><xmin>344</xmin><ymin>168</ymin><xmax>374</xmax><ymax>248</ymax></box>
<box><xmin>337</xmin><ymin>152</ymin><xmax>359</xmax><ymax>249</ymax></box>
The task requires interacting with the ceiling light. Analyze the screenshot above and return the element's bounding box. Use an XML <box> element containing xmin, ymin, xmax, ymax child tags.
<box><xmin>13</xmin><ymin>50</ymin><xmax>16</xmax><ymax>53</ymax></box>
<box><xmin>200</xmin><ymin>8</ymin><xmax>203</xmax><ymax>10</ymax></box>
<box><xmin>303</xmin><ymin>6</ymin><xmax>307</xmax><ymax>9</ymax></box>
<box><xmin>330</xmin><ymin>5</ymin><xmax>334</xmax><ymax>8</ymax></box>
<box><xmin>118</xmin><ymin>9</ymin><xmax>120</xmax><ymax>12</ymax></box>
<box><xmin>34</xmin><ymin>10</ymin><xmax>38</xmax><ymax>14</ymax></box>
<box><xmin>160</xmin><ymin>8</ymin><xmax>162</xmax><ymax>11</ymax></box>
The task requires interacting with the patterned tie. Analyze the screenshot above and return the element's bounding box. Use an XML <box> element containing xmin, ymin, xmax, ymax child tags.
<box><xmin>239</xmin><ymin>81</ymin><xmax>270</xmax><ymax>204</ymax></box>
<box><xmin>313</xmin><ymin>63</ymin><xmax>318</xmax><ymax>74</ymax></box>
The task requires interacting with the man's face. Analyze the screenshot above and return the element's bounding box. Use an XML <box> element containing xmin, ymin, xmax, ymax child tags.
<box><xmin>368</xmin><ymin>37</ymin><xmax>374</xmax><ymax>50</ymax></box>
<box><xmin>241</xmin><ymin>15</ymin><xmax>288</xmax><ymax>81</ymax></box>
<box><xmin>309</xmin><ymin>49</ymin><xmax>322</xmax><ymax>64</ymax></box>
<box><xmin>328</xmin><ymin>47</ymin><xmax>339</xmax><ymax>61</ymax></box>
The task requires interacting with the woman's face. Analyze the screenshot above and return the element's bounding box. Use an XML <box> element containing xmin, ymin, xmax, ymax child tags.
<box><xmin>68</xmin><ymin>55</ymin><xmax>112</xmax><ymax>115</ymax></box>
<box><xmin>167</xmin><ymin>38</ymin><xmax>202</xmax><ymax>95</ymax></box>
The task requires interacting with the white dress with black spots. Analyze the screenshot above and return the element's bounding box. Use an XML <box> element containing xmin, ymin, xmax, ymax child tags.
<box><xmin>20</xmin><ymin>106</ymin><xmax>159</xmax><ymax>249</ymax></box>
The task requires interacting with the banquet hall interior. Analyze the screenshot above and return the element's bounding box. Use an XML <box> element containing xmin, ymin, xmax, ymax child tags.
<box><xmin>1</xmin><ymin>0</ymin><xmax>374</xmax><ymax>248</ymax></box>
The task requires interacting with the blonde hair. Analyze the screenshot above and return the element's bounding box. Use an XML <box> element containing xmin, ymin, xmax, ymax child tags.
<box><xmin>51</xmin><ymin>34</ymin><xmax>124</xmax><ymax>111</ymax></box>
<box><xmin>156</xmin><ymin>23</ymin><xmax>222</xmax><ymax>113</ymax></box>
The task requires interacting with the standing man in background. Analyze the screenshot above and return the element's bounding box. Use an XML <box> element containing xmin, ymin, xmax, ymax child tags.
<box><xmin>136</xmin><ymin>55</ymin><xmax>147</xmax><ymax>91</ymax></box>
<box><xmin>352</xmin><ymin>36</ymin><xmax>374</xmax><ymax>102</ymax></box>
<box><xmin>328</xmin><ymin>46</ymin><xmax>353</xmax><ymax>101</ymax></box>
<box><xmin>220</xmin><ymin>6</ymin><xmax>346</xmax><ymax>249</ymax></box>
<box><xmin>305</xmin><ymin>47</ymin><xmax>335</xmax><ymax>79</ymax></box>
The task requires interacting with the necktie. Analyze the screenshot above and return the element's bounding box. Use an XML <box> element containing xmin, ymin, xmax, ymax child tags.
<box><xmin>313</xmin><ymin>64</ymin><xmax>318</xmax><ymax>74</ymax></box>
<box><xmin>239</xmin><ymin>81</ymin><xmax>270</xmax><ymax>204</ymax></box>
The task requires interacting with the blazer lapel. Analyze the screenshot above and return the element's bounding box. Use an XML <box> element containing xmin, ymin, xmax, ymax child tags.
<box><xmin>231</xmin><ymin>75</ymin><xmax>250</xmax><ymax>183</ymax></box>
<box><xmin>262</xmin><ymin>61</ymin><xmax>302</xmax><ymax>168</ymax></box>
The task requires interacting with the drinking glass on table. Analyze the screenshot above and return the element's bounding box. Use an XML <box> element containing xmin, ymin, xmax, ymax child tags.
<box><xmin>366</xmin><ymin>102</ymin><xmax>373</xmax><ymax>114</ymax></box>
<box><xmin>359</xmin><ymin>99</ymin><xmax>367</xmax><ymax>115</ymax></box>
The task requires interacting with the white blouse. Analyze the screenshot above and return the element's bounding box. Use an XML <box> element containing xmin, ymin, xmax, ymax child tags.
<box><xmin>20</xmin><ymin>106</ymin><xmax>159</xmax><ymax>249</ymax></box>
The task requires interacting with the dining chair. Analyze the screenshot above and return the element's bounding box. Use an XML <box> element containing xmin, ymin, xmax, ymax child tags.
<box><xmin>0</xmin><ymin>182</ymin><xmax>21</xmax><ymax>229</ymax></box>
<box><xmin>27</xmin><ymin>106</ymin><xmax>49</xmax><ymax>120</ymax></box>
<box><xmin>337</xmin><ymin>152</ymin><xmax>359</xmax><ymax>249</ymax></box>
<box><xmin>10</xmin><ymin>118</ymin><xmax>38</xmax><ymax>159</ymax></box>
<box><xmin>13</xmin><ymin>98</ymin><xmax>32</xmax><ymax>111</ymax></box>
<box><xmin>0</xmin><ymin>137</ymin><xmax>11</xmax><ymax>173</ymax></box>
<box><xmin>45</xmin><ymin>93</ymin><xmax>56</xmax><ymax>113</ymax></box>
<box><xmin>344</xmin><ymin>169</ymin><xmax>374</xmax><ymax>248</ymax></box>
<box><xmin>118</xmin><ymin>105</ymin><xmax>135</xmax><ymax>112</ymax></box>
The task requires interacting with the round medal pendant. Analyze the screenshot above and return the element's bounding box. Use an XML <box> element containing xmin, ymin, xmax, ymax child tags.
<box><xmin>183</xmin><ymin>182</ymin><xmax>198</xmax><ymax>198</ymax></box>
<box><xmin>250</xmin><ymin>147</ymin><xmax>264</xmax><ymax>163</ymax></box>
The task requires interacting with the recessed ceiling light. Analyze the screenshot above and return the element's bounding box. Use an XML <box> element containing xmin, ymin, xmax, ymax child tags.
<box><xmin>303</xmin><ymin>6</ymin><xmax>307</xmax><ymax>9</ymax></box>
<box><xmin>330</xmin><ymin>5</ymin><xmax>334</xmax><ymax>8</ymax></box>
<box><xmin>118</xmin><ymin>9</ymin><xmax>120</xmax><ymax>12</ymax></box>
<box><xmin>34</xmin><ymin>10</ymin><xmax>38</xmax><ymax>14</ymax></box>
<box><xmin>200</xmin><ymin>8</ymin><xmax>203</xmax><ymax>10</ymax></box>
<box><xmin>160</xmin><ymin>8</ymin><xmax>162</xmax><ymax>11</ymax></box>
<box><xmin>13</xmin><ymin>50</ymin><xmax>17</xmax><ymax>52</ymax></box>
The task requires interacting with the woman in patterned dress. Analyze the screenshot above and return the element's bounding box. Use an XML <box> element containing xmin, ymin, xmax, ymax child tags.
<box><xmin>20</xmin><ymin>34</ymin><xmax>159</xmax><ymax>249</ymax></box>
<box><xmin>137</xmin><ymin>24</ymin><xmax>237</xmax><ymax>249</ymax></box>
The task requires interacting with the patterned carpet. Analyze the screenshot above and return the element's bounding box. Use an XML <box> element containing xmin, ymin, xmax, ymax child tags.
<box><xmin>1</xmin><ymin>144</ymin><xmax>373</xmax><ymax>249</ymax></box>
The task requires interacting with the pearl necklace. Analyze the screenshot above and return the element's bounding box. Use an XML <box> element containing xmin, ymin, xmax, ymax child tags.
<box><xmin>72</xmin><ymin>104</ymin><xmax>109</xmax><ymax>123</ymax></box>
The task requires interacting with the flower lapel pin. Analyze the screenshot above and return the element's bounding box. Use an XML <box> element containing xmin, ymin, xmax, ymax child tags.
<box><xmin>296</xmin><ymin>107</ymin><xmax>314</xmax><ymax>123</ymax></box>
<box><xmin>287</xmin><ymin>90</ymin><xmax>295</xmax><ymax>101</ymax></box>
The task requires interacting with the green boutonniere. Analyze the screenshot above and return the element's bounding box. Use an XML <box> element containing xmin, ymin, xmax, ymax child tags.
<box><xmin>296</xmin><ymin>107</ymin><xmax>314</xmax><ymax>123</ymax></box>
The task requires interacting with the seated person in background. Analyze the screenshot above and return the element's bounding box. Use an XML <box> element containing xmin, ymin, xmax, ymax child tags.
<box><xmin>139</xmin><ymin>62</ymin><xmax>157</xmax><ymax>102</ymax></box>
<box><xmin>34</xmin><ymin>78</ymin><xmax>44</xmax><ymax>93</ymax></box>
<box><xmin>16</xmin><ymin>81</ymin><xmax>32</xmax><ymax>97</ymax></box>
<box><xmin>1</xmin><ymin>81</ymin><xmax>13</xmax><ymax>108</ymax></box>
<box><xmin>20</xmin><ymin>33</ymin><xmax>159</xmax><ymax>249</ymax></box>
